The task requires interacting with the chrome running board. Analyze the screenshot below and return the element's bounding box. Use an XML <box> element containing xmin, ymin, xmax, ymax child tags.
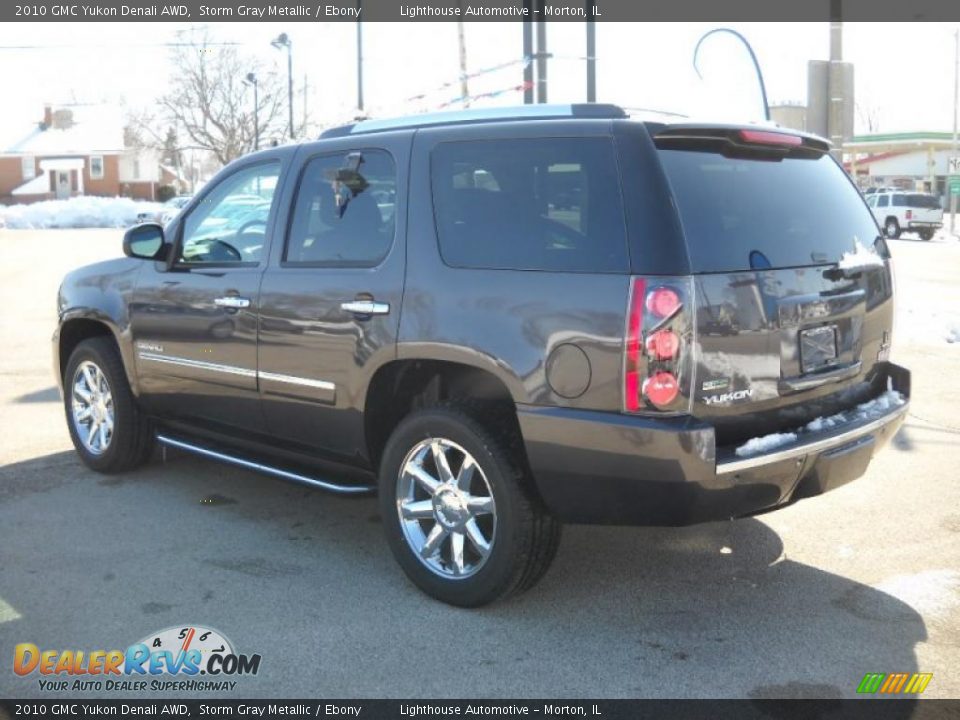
<box><xmin>156</xmin><ymin>434</ymin><xmax>375</xmax><ymax>495</ymax></box>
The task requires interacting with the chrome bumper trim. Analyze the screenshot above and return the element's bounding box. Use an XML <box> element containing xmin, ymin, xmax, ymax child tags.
<box><xmin>156</xmin><ymin>434</ymin><xmax>375</xmax><ymax>495</ymax></box>
<box><xmin>716</xmin><ymin>401</ymin><xmax>909</xmax><ymax>475</ymax></box>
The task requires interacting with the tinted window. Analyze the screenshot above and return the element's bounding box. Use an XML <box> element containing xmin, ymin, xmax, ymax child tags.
<box><xmin>285</xmin><ymin>150</ymin><xmax>396</xmax><ymax>266</ymax></box>
<box><xmin>892</xmin><ymin>194</ymin><xmax>906</xmax><ymax>206</ymax></box>
<box><xmin>180</xmin><ymin>162</ymin><xmax>279</xmax><ymax>264</ymax></box>
<box><xmin>431</xmin><ymin>138</ymin><xmax>628</xmax><ymax>272</ymax></box>
<box><xmin>657</xmin><ymin>150</ymin><xmax>882</xmax><ymax>272</ymax></box>
<box><xmin>878</xmin><ymin>195</ymin><xmax>890</xmax><ymax>207</ymax></box>
<box><xmin>907</xmin><ymin>193</ymin><xmax>940</xmax><ymax>209</ymax></box>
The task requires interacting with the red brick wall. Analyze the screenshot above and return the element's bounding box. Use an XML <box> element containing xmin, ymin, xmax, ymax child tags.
<box><xmin>84</xmin><ymin>154</ymin><xmax>121</xmax><ymax>196</ymax></box>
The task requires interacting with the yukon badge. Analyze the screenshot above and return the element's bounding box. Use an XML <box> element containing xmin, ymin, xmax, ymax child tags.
<box><xmin>703</xmin><ymin>388</ymin><xmax>754</xmax><ymax>406</ymax></box>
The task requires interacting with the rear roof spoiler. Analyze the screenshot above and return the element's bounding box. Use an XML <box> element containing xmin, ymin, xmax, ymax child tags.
<box><xmin>649</xmin><ymin>123</ymin><xmax>831</xmax><ymax>159</ymax></box>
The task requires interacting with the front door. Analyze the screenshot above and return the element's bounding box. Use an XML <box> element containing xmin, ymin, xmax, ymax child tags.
<box><xmin>130</xmin><ymin>159</ymin><xmax>285</xmax><ymax>433</ymax></box>
<box><xmin>257</xmin><ymin>140</ymin><xmax>409</xmax><ymax>463</ymax></box>
<box><xmin>56</xmin><ymin>171</ymin><xmax>71</xmax><ymax>199</ymax></box>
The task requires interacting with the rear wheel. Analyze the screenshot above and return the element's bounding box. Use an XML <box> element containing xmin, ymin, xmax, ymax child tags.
<box><xmin>919</xmin><ymin>229</ymin><xmax>934</xmax><ymax>241</ymax></box>
<box><xmin>884</xmin><ymin>218</ymin><xmax>901</xmax><ymax>239</ymax></box>
<box><xmin>378</xmin><ymin>402</ymin><xmax>561</xmax><ymax>607</ymax></box>
<box><xmin>64</xmin><ymin>337</ymin><xmax>154</xmax><ymax>473</ymax></box>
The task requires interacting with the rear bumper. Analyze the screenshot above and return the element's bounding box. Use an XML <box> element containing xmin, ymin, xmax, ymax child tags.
<box><xmin>907</xmin><ymin>221</ymin><xmax>942</xmax><ymax>229</ymax></box>
<box><xmin>517</xmin><ymin>363</ymin><xmax>910</xmax><ymax>526</ymax></box>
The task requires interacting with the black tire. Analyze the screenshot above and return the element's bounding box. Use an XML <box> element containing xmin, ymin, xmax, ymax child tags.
<box><xmin>378</xmin><ymin>402</ymin><xmax>561</xmax><ymax>607</ymax></box>
<box><xmin>885</xmin><ymin>217</ymin><xmax>901</xmax><ymax>239</ymax></box>
<box><xmin>919</xmin><ymin>229</ymin><xmax>934</xmax><ymax>241</ymax></box>
<box><xmin>63</xmin><ymin>337</ymin><xmax>154</xmax><ymax>473</ymax></box>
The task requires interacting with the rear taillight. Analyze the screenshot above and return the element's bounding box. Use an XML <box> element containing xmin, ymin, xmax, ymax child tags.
<box><xmin>623</xmin><ymin>277</ymin><xmax>695</xmax><ymax>414</ymax></box>
<box><xmin>905</xmin><ymin>209</ymin><xmax>912</xmax><ymax>220</ymax></box>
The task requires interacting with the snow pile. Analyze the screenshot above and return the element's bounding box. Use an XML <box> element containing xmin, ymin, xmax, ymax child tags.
<box><xmin>0</xmin><ymin>196</ymin><xmax>164</xmax><ymax>229</ymax></box>
<box><xmin>837</xmin><ymin>238</ymin><xmax>885</xmax><ymax>271</ymax></box>
<box><xmin>735</xmin><ymin>390</ymin><xmax>906</xmax><ymax>457</ymax></box>
<box><xmin>735</xmin><ymin>432</ymin><xmax>797</xmax><ymax>457</ymax></box>
<box><xmin>947</xmin><ymin>323</ymin><xmax>960</xmax><ymax>344</ymax></box>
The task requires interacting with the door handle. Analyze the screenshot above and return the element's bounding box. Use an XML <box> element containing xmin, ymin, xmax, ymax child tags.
<box><xmin>340</xmin><ymin>300</ymin><xmax>390</xmax><ymax>316</ymax></box>
<box><xmin>214</xmin><ymin>296</ymin><xmax>252</xmax><ymax>309</ymax></box>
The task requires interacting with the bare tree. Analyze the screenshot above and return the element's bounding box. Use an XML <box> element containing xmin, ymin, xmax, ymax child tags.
<box><xmin>856</xmin><ymin>101</ymin><xmax>881</xmax><ymax>134</ymax></box>
<box><xmin>160</xmin><ymin>27</ymin><xmax>288</xmax><ymax>165</ymax></box>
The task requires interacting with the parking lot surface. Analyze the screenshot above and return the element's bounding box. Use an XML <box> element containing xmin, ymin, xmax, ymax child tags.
<box><xmin>1</xmin><ymin>229</ymin><xmax>958</xmax><ymax>699</ymax></box>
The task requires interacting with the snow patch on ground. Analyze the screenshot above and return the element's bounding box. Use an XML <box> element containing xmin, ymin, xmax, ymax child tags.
<box><xmin>947</xmin><ymin>323</ymin><xmax>960</xmax><ymax>344</ymax></box>
<box><xmin>837</xmin><ymin>238</ymin><xmax>885</xmax><ymax>270</ymax></box>
<box><xmin>735</xmin><ymin>390</ymin><xmax>906</xmax><ymax>457</ymax></box>
<box><xmin>0</xmin><ymin>196</ymin><xmax>163</xmax><ymax>229</ymax></box>
<box><xmin>873</xmin><ymin>570</ymin><xmax>960</xmax><ymax>620</ymax></box>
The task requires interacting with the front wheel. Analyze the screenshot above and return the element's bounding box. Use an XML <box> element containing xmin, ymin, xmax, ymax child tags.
<box><xmin>378</xmin><ymin>403</ymin><xmax>561</xmax><ymax>607</ymax></box>
<box><xmin>885</xmin><ymin>218</ymin><xmax>901</xmax><ymax>239</ymax></box>
<box><xmin>64</xmin><ymin>337</ymin><xmax>154</xmax><ymax>473</ymax></box>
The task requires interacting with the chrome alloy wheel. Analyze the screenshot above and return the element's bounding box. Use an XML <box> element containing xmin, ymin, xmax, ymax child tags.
<box><xmin>70</xmin><ymin>360</ymin><xmax>114</xmax><ymax>455</ymax></box>
<box><xmin>396</xmin><ymin>438</ymin><xmax>497</xmax><ymax>579</ymax></box>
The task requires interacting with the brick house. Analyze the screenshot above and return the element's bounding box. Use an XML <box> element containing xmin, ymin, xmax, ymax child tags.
<box><xmin>0</xmin><ymin>105</ymin><xmax>178</xmax><ymax>205</ymax></box>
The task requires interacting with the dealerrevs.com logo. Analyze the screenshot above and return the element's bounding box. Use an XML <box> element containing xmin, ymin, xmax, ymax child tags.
<box><xmin>13</xmin><ymin>625</ymin><xmax>262</xmax><ymax>693</ymax></box>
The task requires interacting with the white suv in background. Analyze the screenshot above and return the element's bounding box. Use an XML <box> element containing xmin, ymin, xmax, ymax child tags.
<box><xmin>867</xmin><ymin>191</ymin><xmax>943</xmax><ymax>240</ymax></box>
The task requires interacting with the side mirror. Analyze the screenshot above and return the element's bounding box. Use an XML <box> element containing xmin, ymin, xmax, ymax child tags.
<box><xmin>123</xmin><ymin>223</ymin><xmax>166</xmax><ymax>260</ymax></box>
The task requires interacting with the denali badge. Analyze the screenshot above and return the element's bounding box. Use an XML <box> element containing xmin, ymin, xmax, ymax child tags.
<box><xmin>703</xmin><ymin>388</ymin><xmax>754</xmax><ymax>405</ymax></box>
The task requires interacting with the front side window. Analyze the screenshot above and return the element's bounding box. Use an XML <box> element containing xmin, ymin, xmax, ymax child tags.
<box><xmin>431</xmin><ymin>137</ymin><xmax>628</xmax><ymax>273</ymax></box>
<box><xmin>284</xmin><ymin>150</ymin><xmax>396</xmax><ymax>266</ymax></box>
<box><xmin>179</xmin><ymin>162</ymin><xmax>280</xmax><ymax>265</ymax></box>
<box><xmin>89</xmin><ymin>156</ymin><xmax>104</xmax><ymax>180</ymax></box>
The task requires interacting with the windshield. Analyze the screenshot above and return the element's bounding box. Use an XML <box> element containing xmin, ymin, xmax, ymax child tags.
<box><xmin>657</xmin><ymin>149</ymin><xmax>881</xmax><ymax>273</ymax></box>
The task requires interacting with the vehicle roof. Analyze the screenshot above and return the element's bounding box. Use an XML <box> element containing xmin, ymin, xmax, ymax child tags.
<box><xmin>319</xmin><ymin>103</ymin><xmax>629</xmax><ymax>138</ymax></box>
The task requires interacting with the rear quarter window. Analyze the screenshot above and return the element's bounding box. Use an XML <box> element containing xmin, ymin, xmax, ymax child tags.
<box><xmin>656</xmin><ymin>150</ymin><xmax>881</xmax><ymax>273</ymax></box>
<box><xmin>430</xmin><ymin>137</ymin><xmax>629</xmax><ymax>273</ymax></box>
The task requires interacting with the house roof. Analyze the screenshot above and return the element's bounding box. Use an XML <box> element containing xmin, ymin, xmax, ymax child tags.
<box><xmin>2</xmin><ymin>105</ymin><xmax>124</xmax><ymax>157</ymax></box>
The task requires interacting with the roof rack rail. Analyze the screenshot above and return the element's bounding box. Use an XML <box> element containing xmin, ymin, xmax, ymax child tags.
<box><xmin>319</xmin><ymin>103</ymin><xmax>627</xmax><ymax>139</ymax></box>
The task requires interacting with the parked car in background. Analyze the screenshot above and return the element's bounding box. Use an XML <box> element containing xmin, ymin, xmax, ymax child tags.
<box><xmin>135</xmin><ymin>195</ymin><xmax>193</xmax><ymax>225</ymax></box>
<box><xmin>866</xmin><ymin>190</ymin><xmax>943</xmax><ymax>240</ymax></box>
<box><xmin>54</xmin><ymin>105</ymin><xmax>910</xmax><ymax>606</ymax></box>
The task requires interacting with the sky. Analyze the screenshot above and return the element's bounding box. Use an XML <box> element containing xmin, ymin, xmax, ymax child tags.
<box><xmin>0</xmin><ymin>21</ymin><xmax>956</xmax><ymax>147</ymax></box>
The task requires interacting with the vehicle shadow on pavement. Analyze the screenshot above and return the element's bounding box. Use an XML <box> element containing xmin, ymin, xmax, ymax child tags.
<box><xmin>0</xmin><ymin>450</ymin><xmax>927</xmax><ymax>701</ymax></box>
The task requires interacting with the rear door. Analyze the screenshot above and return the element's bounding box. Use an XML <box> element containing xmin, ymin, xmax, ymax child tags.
<box><xmin>907</xmin><ymin>193</ymin><xmax>943</xmax><ymax>224</ymax></box>
<box><xmin>256</xmin><ymin>135</ymin><xmax>410</xmax><ymax>462</ymax></box>
<box><xmin>651</xmin><ymin>129</ymin><xmax>895</xmax><ymax>447</ymax></box>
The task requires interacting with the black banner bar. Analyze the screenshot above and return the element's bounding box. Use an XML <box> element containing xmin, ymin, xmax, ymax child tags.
<box><xmin>4</xmin><ymin>0</ymin><xmax>960</xmax><ymax>23</ymax></box>
<box><xmin>2</xmin><ymin>700</ymin><xmax>960</xmax><ymax>720</ymax></box>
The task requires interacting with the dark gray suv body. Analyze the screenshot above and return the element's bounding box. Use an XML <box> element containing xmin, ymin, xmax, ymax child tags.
<box><xmin>54</xmin><ymin>104</ymin><xmax>910</xmax><ymax>605</ymax></box>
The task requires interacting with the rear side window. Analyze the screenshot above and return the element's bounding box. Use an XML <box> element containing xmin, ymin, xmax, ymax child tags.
<box><xmin>878</xmin><ymin>195</ymin><xmax>890</xmax><ymax>207</ymax></box>
<box><xmin>285</xmin><ymin>149</ymin><xmax>396</xmax><ymax>267</ymax></box>
<box><xmin>656</xmin><ymin>150</ymin><xmax>881</xmax><ymax>272</ymax></box>
<box><xmin>431</xmin><ymin>138</ymin><xmax>628</xmax><ymax>272</ymax></box>
<box><xmin>892</xmin><ymin>194</ymin><xmax>906</xmax><ymax>206</ymax></box>
<box><xmin>907</xmin><ymin>193</ymin><xmax>940</xmax><ymax>209</ymax></box>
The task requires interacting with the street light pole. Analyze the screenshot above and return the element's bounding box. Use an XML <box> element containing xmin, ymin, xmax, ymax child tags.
<box><xmin>271</xmin><ymin>33</ymin><xmax>294</xmax><ymax>140</ymax></box>
<box><xmin>244</xmin><ymin>72</ymin><xmax>259</xmax><ymax>151</ymax></box>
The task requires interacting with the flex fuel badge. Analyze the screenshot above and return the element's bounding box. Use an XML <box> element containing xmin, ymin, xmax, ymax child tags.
<box><xmin>13</xmin><ymin>625</ymin><xmax>261</xmax><ymax>693</ymax></box>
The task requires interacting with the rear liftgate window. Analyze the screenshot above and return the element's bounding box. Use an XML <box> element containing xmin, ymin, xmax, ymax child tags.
<box><xmin>656</xmin><ymin>149</ymin><xmax>881</xmax><ymax>273</ymax></box>
<box><xmin>431</xmin><ymin>137</ymin><xmax>629</xmax><ymax>273</ymax></box>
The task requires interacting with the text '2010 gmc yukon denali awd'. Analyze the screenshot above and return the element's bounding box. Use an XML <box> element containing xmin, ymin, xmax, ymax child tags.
<box><xmin>54</xmin><ymin>104</ymin><xmax>910</xmax><ymax>606</ymax></box>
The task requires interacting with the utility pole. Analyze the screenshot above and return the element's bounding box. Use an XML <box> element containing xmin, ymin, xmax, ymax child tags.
<box><xmin>828</xmin><ymin>3</ymin><xmax>845</xmax><ymax>162</ymax></box>
<box><xmin>271</xmin><ymin>33</ymin><xmax>294</xmax><ymax>140</ymax></box>
<box><xmin>457</xmin><ymin>18</ymin><xmax>469</xmax><ymax>107</ymax></box>
<box><xmin>244</xmin><ymin>73</ymin><xmax>259</xmax><ymax>151</ymax></box>
<box><xmin>535</xmin><ymin>0</ymin><xmax>547</xmax><ymax>103</ymax></box>
<box><xmin>356</xmin><ymin>0</ymin><xmax>364</xmax><ymax>114</ymax></box>
<box><xmin>952</xmin><ymin>28</ymin><xmax>958</xmax><ymax>234</ymax></box>
<box><xmin>585</xmin><ymin>0</ymin><xmax>596</xmax><ymax>102</ymax></box>
<box><xmin>522</xmin><ymin>1</ymin><xmax>533</xmax><ymax>104</ymax></box>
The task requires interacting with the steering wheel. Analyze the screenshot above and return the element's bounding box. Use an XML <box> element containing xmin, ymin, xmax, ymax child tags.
<box><xmin>237</xmin><ymin>219</ymin><xmax>267</xmax><ymax>238</ymax></box>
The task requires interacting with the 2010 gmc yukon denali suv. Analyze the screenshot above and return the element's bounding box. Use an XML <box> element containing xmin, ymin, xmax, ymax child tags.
<box><xmin>54</xmin><ymin>104</ymin><xmax>911</xmax><ymax>606</ymax></box>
